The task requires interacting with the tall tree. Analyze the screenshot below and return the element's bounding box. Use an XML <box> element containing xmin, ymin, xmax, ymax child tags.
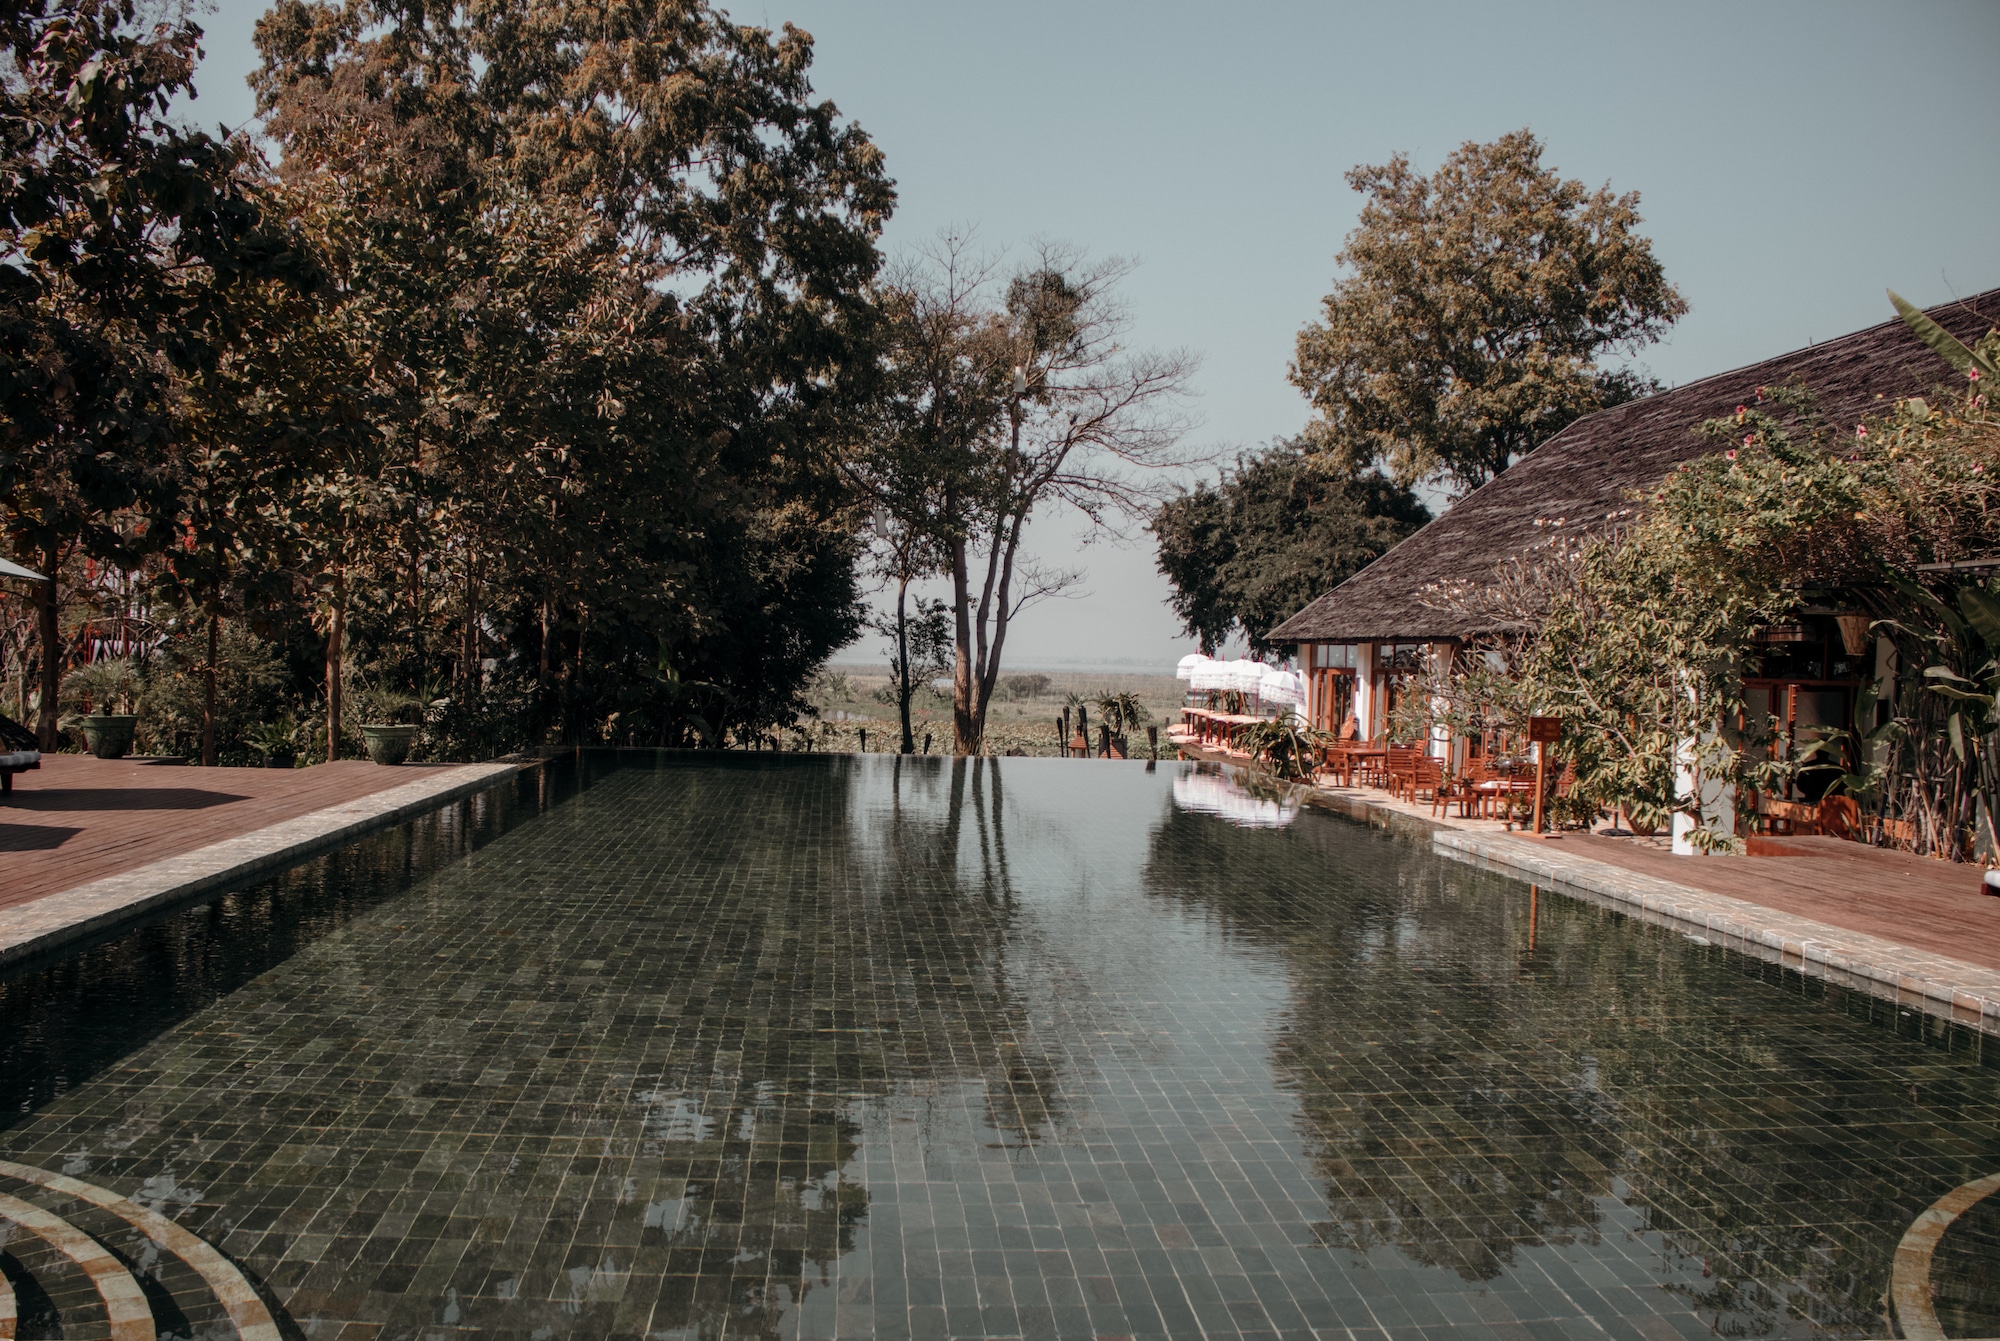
<box><xmin>1291</xmin><ymin>129</ymin><xmax>1685</xmax><ymax>496</ymax></box>
<box><xmin>1151</xmin><ymin>445</ymin><xmax>1429</xmax><ymax>655</ymax></box>
<box><xmin>0</xmin><ymin>0</ymin><xmax>311</xmax><ymax>745</ymax></box>
<box><xmin>252</xmin><ymin>0</ymin><xmax>890</xmax><ymax>748</ymax></box>
<box><xmin>854</xmin><ymin>235</ymin><xmax>1199</xmax><ymax>755</ymax></box>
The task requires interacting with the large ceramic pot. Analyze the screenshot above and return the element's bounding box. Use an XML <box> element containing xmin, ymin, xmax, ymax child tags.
<box><xmin>360</xmin><ymin>723</ymin><xmax>418</xmax><ymax>765</ymax></box>
<box><xmin>79</xmin><ymin>714</ymin><xmax>138</xmax><ymax>760</ymax></box>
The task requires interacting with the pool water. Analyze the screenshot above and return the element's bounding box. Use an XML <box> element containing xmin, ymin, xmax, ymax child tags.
<box><xmin>2</xmin><ymin>753</ymin><xmax>1996</xmax><ymax>1340</ymax></box>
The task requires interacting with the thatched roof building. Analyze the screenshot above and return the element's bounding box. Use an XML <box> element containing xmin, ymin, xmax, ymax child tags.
<box><xmin>1270</xmin><ymin>289</ymin><xmax>2000</xmax><ymax>648</ymax></box>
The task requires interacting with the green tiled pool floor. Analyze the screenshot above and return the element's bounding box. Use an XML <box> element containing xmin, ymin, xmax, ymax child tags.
<box><xmin>2</xmin><ymin>754</ymin><xmax>1996</xmax><ymax>1339</ymax></box>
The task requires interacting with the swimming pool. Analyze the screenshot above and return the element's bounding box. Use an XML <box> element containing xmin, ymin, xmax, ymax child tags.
<box><xmin>2</xmin><ymin>753</ymin><xmax>1995</xmax><ymax>1339</ymax></box>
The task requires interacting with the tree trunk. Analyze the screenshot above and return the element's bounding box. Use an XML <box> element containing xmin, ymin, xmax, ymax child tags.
<box><xmin>570</xmin><ymin>605</ymin><xmax>586</xmax><ymax>743</ymax></box>
<box><xmin>326</xmin><ymin>569</ymin><xmax>345</xmax><ymax>763</ymax></box>
<box><xmin>950</xmin><ymin>522</ymin><xmax>978</xmax><ymax>755</ymax></box>
<box><xmin>895</xmin><ymin>575</ymin><xmax>915</xmax><ymax>754</ymax></box>
<box><xmin>460</xmin><ymin>545</ymin><xmax>478</xmax><ymax>705</ymax></box>
<box><xmin>201</xmin><ymin>611</ymin><xmax>219</xmax><ymax>767</ymax></box>
<box><xmin>33</xmin><ymin>544</ymin><xmax>59</xmax><ymax>749</ymax></box>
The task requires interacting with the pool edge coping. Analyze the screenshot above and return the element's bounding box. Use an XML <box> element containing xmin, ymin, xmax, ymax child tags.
<box><xmin>0</xmin><ymin>761</ymin><xmax>522</xmax><ymax>970</ymax></box>
<box><xmin>1286</xmin><ymin>776</ymin><xmax>2000</xmax><ymax>1038</ymax></box>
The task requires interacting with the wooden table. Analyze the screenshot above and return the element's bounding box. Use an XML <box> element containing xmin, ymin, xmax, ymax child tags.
<box><xmin>1322</xmin><ymin>746</ymin><xmax>1385</xmax><ymax>788</ymax></box>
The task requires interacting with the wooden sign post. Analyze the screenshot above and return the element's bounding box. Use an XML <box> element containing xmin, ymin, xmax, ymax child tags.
<box><xmin>1528</xmin><ymin>716</ymin><xmax>1562</xmax><ymax>836</ymax></box>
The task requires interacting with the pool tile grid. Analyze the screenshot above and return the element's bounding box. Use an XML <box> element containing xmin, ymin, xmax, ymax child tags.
<box><xmin>0</xmin><ymin>756</ymin><xmax>1996</xmax><ymax>1340</ymax></box>
<box><xmin>1268</xmin><ymin>765</ymin><xmax>2000</xmax><ymax>1039</ymax></box>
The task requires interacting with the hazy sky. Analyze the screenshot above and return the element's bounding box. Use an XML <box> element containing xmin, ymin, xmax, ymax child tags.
<box><xmin>187</xmin><ymin>0</ymin><xmax>2000</xmax><ymax>671</ymax></box>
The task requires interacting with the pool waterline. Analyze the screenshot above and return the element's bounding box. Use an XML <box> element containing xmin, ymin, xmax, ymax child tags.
<box><xmin>0</xmin><ymin>751</ymin><xmax>1994</xmax><ymax>1340</ymax></box>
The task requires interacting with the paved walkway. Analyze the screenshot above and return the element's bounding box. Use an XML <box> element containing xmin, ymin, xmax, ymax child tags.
<box><xmin>1</xmin><ymin>753</ymin><xmax>518</xmax><ymax>966</ymax></box>
<box><xmin>1174</xmin><ymin>737</ymin><xmax>2000</xmax><ymax>1035</ymax></box>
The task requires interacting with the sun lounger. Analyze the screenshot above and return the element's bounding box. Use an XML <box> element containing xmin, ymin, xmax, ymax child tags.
<box><xmin>0</xmin><ymin>712</ymin><xmax>40</xmax><ymax>795</ymax></box>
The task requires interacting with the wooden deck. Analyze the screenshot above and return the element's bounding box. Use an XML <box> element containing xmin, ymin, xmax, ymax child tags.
<box><xmin>0</xmin><ymin>754</ymin><xmax>461</xmax><ymax>912</ymax></box>
<box><xmin>1506</xmin><ymin>829</ymin><xmax>2000</xmax><ymax>972</ymax></box>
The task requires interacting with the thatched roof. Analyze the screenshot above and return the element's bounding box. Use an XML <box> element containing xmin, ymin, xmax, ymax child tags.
<box><xmin>1270</xmin><ymin>289</ymin><xmax>2000</xmax><ymax>646</ymax></box>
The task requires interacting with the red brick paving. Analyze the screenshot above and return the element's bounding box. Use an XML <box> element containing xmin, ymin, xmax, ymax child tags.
<box><xmin>1501</xmin><ymin>829</ymin><xmax>2000</xmax><ymax>972</ymax></box>
<box><xmin>0</xmin><ymin>753</ymin><xmax>458</xmax><ymax>911</ymax></box>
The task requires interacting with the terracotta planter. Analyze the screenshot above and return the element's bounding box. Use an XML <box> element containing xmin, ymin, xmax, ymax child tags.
<box><xmin>79</xmin><ymin>714</ymin><xmax>138</xmax><ymax>760</ymax></box>
<box><xmin>361</xmin><ymin>723</ymin><xmax>418</xmax><ymax>765</ymax></box>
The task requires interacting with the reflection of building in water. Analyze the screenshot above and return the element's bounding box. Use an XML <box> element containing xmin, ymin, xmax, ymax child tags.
<box><xmin>1141</xmin><ymin>802</ymin><xmax>1990</xmax><ymax>1339</ymax></box>
<box><xmin>1173</xmin><ymin>766</ymin><xmax>1300</xmax><ymax>828</ymax></box>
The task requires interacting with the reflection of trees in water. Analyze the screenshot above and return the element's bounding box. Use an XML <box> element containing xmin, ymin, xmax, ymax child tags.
<box><xmin>1141</xmin><ymin>802</ymin><xmax>2000</xmax><ymax>1338</ymax></box>
<box><xmin>609</xmin><ymin>755</ymin><xmax>1070</xmax><ymax>1338</ymax></box>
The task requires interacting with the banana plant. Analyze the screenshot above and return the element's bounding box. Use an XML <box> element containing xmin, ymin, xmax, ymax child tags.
<box><xmin>1794</xmin><ymin>678</ymin><xmax>1903</xmax><ymax>805</ymax></box>
<box><xmin>1904</xmin><ymin>581</ymin><xmax>2000</xmax><ymax>855</ymax></box>
<box><xmin>1889</xmin><ymin>290</ymin><xmax>2000</xmax><ymax>382</ymax></box>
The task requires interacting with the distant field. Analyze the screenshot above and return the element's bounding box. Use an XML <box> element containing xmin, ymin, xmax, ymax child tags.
<box><xmin>804</xmin><ymin>666</ymin><xmax>1186</xmax><ymax>756</ymax></box>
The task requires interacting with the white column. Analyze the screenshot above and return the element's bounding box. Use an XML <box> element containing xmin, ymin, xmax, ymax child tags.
<box><xmin>1355</xmin><ymin>643</ymin><xmax>1377</xmax><ymax>740</ymax></box>
<box><xmin>1428</xmin><ymin>642</ymin><xmax>1453</xmax><ymax>761</ymax></box>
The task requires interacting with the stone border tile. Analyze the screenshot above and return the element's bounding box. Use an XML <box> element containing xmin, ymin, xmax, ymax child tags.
<box><xmin>1431</xmin><ymin>828</ymin><xmax>2000</xmax><ymax>1037</ymax></box>
<box><xmin>0</xmin><ymin>763</ymin><xmax>519</xmax><ymax>969</ymax></box>
<box><xmin>1180</xmin><ymin>746</ymin><xmax>2000</xmax><ymax>1039</ymax></box>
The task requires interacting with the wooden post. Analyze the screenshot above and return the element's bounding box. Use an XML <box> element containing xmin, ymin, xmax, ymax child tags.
<box><xmin>1532</xmin><ymin>744</ymin><xmax>1547</xmax><ymax>836</ymax></box>
<box><xmin>1527</xmin><ymin>716</ymin><xmax>1561</xmax><ymax>837</ymax></box>
<box><xmin>1148</xmin><ymin>725</ymin><xmax>1158</xmax><ymax>760</ymax></box>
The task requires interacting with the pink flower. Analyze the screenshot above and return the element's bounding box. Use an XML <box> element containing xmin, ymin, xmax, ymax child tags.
<box><xmin>1726</xmin><ymin>450</ymin><xmax>1738</xmax><ymax>460</ymax></box>
<box><xmin>1974</xmin><ymin>464</ymin><xmax>1985</xmax><ymax>474</ymax></box>
<box><xmin>1971</xmin><ymin>369</ymin><xmax>1982</xmax><ymax>381</ymax></box>
<box><xmin>1856</xmin><ymin>425</ymin><xmax>1868</xmax><ymax>438</ymax></box>
<box><xmin>1743</xmin><ymin>434</ymin><xmax>1754</xmax><ymax>447</ymax></box>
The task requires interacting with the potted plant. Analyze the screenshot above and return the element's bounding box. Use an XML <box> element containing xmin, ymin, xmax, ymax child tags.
<box><xmin>247</xmin><ymin>717</ymin><xmax>299</xmax><ymax>769</ymax></box>
<box><xmin>356</xmin><ymin>687</ymin><xmax>421</xmax><ymax>765</ymax></box>
<box><xmin>67</xmin><ymin>658</ymin><xmax>141</xmax><ymax>759</ymax></box>
<box><xmin>78</xmin><ymin>712</ymin><xmax>138</xmax><ymax>759</ymax></box>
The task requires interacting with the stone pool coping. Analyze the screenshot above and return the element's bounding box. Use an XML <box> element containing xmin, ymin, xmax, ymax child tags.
<box><xmin>0</xmin><ymin>761</ymin><xmax>520</xmax><ymax>970</ymax></box>
<box><xmin>1179</xmin><ymin>753</ymin><xmax>2000</xmax><ymax>1039</ymax></box>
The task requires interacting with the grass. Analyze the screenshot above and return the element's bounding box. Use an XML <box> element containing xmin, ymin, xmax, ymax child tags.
<box><xmin>796</xmin><ymin>667</ymin><xmax>1187</xmax><ymax>757</ymax></box>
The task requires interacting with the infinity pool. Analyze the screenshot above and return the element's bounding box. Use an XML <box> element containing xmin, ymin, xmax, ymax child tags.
<box><xmin>2</xmin><ymin>753</ymin><xmax>1996</xmax><ymax>1340</ymax></box>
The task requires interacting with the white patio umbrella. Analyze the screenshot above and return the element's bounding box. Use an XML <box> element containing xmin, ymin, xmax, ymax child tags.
<box><xmin>0</xmin><ymin>557</ymin><xmax>48</xmax><ymax>582</ymax></box>
<box><xmin>1228</xmin><ymin>659</ymin><xmax>1268</xmax><ymax>694</ymax></box>
<box><xmin>1189</xmin><ymin>659</ymin><xmax>1230</xmax><ymax>692</ymax></box>
<box><xmin>1258</xmin><ymin>668</ymin><xmax>1305</xmax><ymax>707</ymax></box>
<box><xmin>1175</xmin><ymin>652</ymin><xmax>1208</xmax><ymax>680</ymax></box>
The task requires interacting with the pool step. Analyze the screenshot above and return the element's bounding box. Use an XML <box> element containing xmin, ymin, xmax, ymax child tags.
<box><xmin>0</xmin><ymin>1162</ymin><xmax>286</xmax><ymax>1340</ymax></box>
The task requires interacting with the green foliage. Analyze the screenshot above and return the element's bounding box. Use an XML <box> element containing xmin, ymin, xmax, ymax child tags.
<box><xmin>1094</xmin><ymin>691</ymin><xmax>1151</xmax><ymax>739</ymax></box>
<box><xmin>1418</xmin><ymin>373</ymin><xmax>2000</xmax><ymax>855</ymax></box>
<box><xmin>1001</xmin><ymin>673</ymin><xmax>1051</xmax><ymax>700</ymax></box>
<box><xmin>245</xmin><ymin>716</ymin><xmax>299</xmax><ymax>762</ymax></box>
<box><xmin>1889</xmin><ymin>290</ymin><xmax>2000</xmax><ymax>383</ymax></box>
<box><xmin>1151</xmin><ymin>444</ymin><xmax>1428</xmax><ymax>653</ymax></box>
<box><xmin>1415</xmin><ymin>387</ymin><xmax>1862</xmax><ymax>844</ymax></box>
<box><xmin>133</xmin><ymin>626</ymin><xmax>291</xmax><ymax>762</ymax></box>
<box><xmin>3</xmin><ymin>0</ymin><xmax>898</xmax><ymax>762</ymax></box>
<box><xmin>1291</xmin><ymin>130</ymin><xmax>1685</xmax><ymax>495</ymax></box>
<box><xmin>0</xmin><ymin>0</ymin><xmax>318</xmax><ymax>742</ymax></box>
<box><xmin>1239</xmin><ymin>717</ymin><xmax>1330</xmax><ymax>783</ymax></box>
